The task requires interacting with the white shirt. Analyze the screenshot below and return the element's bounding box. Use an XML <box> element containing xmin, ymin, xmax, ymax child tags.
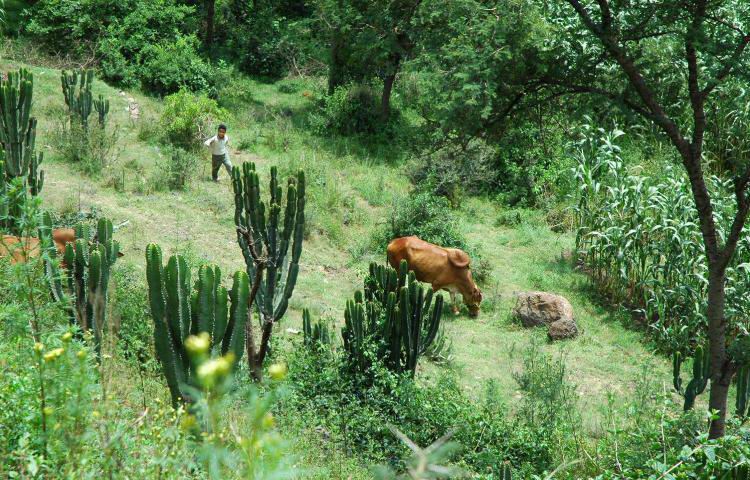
<box><xmin>205</xmin><ymin>134</ymin><xmax>230</xmax><ymax>155</ymax></box>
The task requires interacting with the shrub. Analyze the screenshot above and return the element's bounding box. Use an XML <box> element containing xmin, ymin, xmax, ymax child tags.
<box><xmin>161</xmin><ymin>89</ymin><xmax>228</xmax><ymax>151</ymax></box>
<box><xmin>53</xmin><ymin>118</ymin><xmax>120</xmax><ymax>176</ymax></box>
<box><xmin>312</xmin><ymin>84</ymin><xmax>383</xmax><ymax>136</ymax></box>
<box><xmin>139</xmin><ymin>35</ymin><xmax>219</xmax><ymax>96</ymax></box>
<box><xmin>409</xmin><ymin>139</ymin><xmax>499</xmax><ymax>207</ymax></box>
<box><xmin>152</xmin><ymin>147</ymin><xmax>200</xmax><ymax>191</ymax></box>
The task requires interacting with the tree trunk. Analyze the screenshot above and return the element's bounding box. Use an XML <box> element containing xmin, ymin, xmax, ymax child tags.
<box><xmin>328</xmin><ymin>28</ymin><xmax>345</xmax><ymax>96</ymax></box>
<box><xmin>706</xmin><ymin>265</ymin><xmax>728</xmax><ymax>438</ymax></box>
<box><xmin>204</xmin><ymin>0</ymin><xmax>215</xmax><ymax>51</ymax></box>
<box><xmin>381</xmin><ymin>72</ymin><xmax>396</xmax><ymax>121</ymax></box>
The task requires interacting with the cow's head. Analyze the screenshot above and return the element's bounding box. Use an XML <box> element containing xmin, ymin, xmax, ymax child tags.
<box><xmin>464</xmin><ymin>286</ymin><xmax>482</xmax><ymax>317</ymax></box>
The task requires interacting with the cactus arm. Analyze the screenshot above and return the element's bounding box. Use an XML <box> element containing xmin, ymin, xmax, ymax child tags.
<box><xmin>224</xmin><ymin>271</ymin><xmax>249</xmax><ymax>364</ymax></box>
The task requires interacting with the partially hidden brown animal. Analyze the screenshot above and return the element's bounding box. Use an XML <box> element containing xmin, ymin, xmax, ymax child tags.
<box><xmin>1</xmin><ymin>228</ymin><xmax>78</xmax><ymax>265</ymax></box>
<box><xmin>387</xmin><ymin>236</ymin><xmax>482</xmax><ymax>317</ymax></box>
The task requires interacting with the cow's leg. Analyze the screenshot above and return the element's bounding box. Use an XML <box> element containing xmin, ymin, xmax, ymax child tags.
<box><xmin>449</xmin><ymin>291</ymin><xmax>460</xmax><ymax>315</ymax></box>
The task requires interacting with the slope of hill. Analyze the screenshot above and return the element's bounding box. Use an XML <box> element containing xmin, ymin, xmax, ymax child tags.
<box><xmin>3</xmin><ymin>57</ymin><xmax>671</xmax><ymax>476</ymax></box>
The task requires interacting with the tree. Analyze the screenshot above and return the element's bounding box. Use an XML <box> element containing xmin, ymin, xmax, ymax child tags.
<box><xmin>204</xmin><ymin>0</ymin><xmax>215</xmax><ymax>50</ymax></box>
<box><xmin>543</xmin><ymin>0</ymin><xmax>750</xmax><ymax>438</ymax></box>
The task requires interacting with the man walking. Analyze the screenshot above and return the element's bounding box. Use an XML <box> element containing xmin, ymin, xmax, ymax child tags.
<box><xmin>204</xmin><ymin>124</ymin><xmax>233</xmax><ymax>181</ymax></box>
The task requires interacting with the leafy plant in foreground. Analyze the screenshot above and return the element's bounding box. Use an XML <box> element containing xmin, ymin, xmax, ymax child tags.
<box><xmin>145</xmin><ymin>243</ymin><xmax>249</xmax><ymax>406</ymax></box>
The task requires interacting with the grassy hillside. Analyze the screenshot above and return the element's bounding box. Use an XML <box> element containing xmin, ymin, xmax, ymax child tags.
<box><xmin>2</xmin><ymin>57</ymin><xmax>676</xmax><ymax>476</ymax></box>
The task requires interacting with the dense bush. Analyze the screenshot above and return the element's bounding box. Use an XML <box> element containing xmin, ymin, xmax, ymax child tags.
<box><xmin>282</xmin><ymin>343</ymin><xmax>556</xmax><ymax>477</ymax></box>
<box><xmin>311</xmin><ymin>84</ymin><xmax>384</xmax><ymax>136</ymax></box>
<box><xmin>139</xmin><ymin>35</ymin><xmax>219</xmax><ymax>96</ymax></box>
<box><xmin>161</xmin><ymin>89</ymin><xmax>228</xmax><ymax>150</ymax></box>
<box><xmin>152</xmin><ymin>147</ymin><xmax>200</xmax><ymax>191</ymax></box>
<box><xmin>409</xmin><ymin>139</ymin><xmax>499</xmax><ymax>207</ymax></box>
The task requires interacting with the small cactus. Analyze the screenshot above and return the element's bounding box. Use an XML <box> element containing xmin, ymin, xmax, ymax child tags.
<box><xmin>673</xmin><ymin>345</ymin><xmax>711</xmax><ymax>411</ymax></box>
<box><xmin>61</xmin><ymin>69</ymin><xmax>94</xmax><ymax>130</ymax></box>
<box><xmin>302</xmin><ymin>308</ymin><xmax>331</xmax><ymax>348</ymax></box>
<box><xmin>94</xmin><ymin>94</ymin><xmax>109</xmax><ymax>127</ymax></box>
<box><xmin>737</xmin><ymin>365</ymin><xmax>750</xmax><ymax>419</ymax></box>
<box><xmin>146</xmin><ymin>243</ymin><xmax>249</xmax><ymax>407</ymax></box>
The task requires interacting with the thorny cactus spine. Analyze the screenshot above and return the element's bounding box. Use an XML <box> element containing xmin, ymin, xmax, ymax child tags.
<box><xmin>146</xmin><ymin>243</ymin><xmax>249</xmax><ymax>406</ymax></box>
<box><xmin>232</xmin><ymin>162</ymin><xmax>306</xmax><ymax>381</ymax></box>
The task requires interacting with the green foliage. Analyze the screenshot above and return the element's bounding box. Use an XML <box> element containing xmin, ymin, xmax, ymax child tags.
<box><xmin>140</xmin><ymin>34</ymin><xmax>219</xmax><ymax>96</ymax></box>
<box><xmin>145</xmin><ymin>243</ymin><xmax>249</xmax><ymax>407</ymax></box>
<box><xmin>409</xmin><ymin>139</ymin><xmax>498</xmax><ymax>207</ymax></box>
<box><xmin>0</xmin><ymin>68</ymin><xmax>43</xmax><ymax>235</ymax></box>
<box><xmin>736</xmin><ymin>366</ymin><xmax>750</xmax><ymax>419</ymax></box>
<box><xmin>111</xmin><ymin>263</ymin><xmax>155</xmax><ymax>368</ymax></box>
<box><xmin>311</xmin><ymin>84</ymin><xmax>384</xmax><ymax>136</ymax></box>
<box><xmin>161</xmin><ymin>89</ymin><xmax>227</xmax><ymax>151</ymax></box>
<box><xmin>153</xmin><ymin>147</ymin><xmax>199</xmax><ymax>191</ymax></box>
<box><xmin>573</xmin><ymin>126</ymin><xmax>750</xmax><ymax>353</ymax></box>
<box><xmin>232</xmin><ymin>162</ymin><xmax>305</xmax><ymax>380</ymax></box>
<box><xmin>342</xmin><ymin>260</ymin><xmax>444</xmax><ymax>379</ymax></box>
<box><xmin>52</xmin><ymin>116</ymin><xmax>120</xmax><ymax>176</ymax></box>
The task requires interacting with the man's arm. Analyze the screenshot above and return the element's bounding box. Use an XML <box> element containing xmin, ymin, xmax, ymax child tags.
<box><xmin>204</xmin><ymin>135</ymin><xmax>216</xmax><ymax>147</ymax></box>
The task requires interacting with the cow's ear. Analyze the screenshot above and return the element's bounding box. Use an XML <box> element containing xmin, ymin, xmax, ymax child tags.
<box><xmin>448</xmin><ymin>249</ymin><xmax>470</xmax><ymax>268</ymax></box>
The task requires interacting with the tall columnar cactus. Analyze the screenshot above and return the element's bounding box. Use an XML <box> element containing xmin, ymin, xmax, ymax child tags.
<box><xmin>0</xmin><ymin>69</ymin><xmax>44</xmax><ymax>233</ymax></box>
<box><xmin>342</xmin><ymin>260</ymin><xmax>444</xmax><ymax>378</ymax></box>
<box><xmin>673</xmin><ymin>345</ymin><xmax>711</xmax><ymax>411</ymax></box>
<box><xmin>146</xmin><ymin>243</ymin><xmax>250</xmax><ymax>406</ymax></box>
<box><xmin>43</xmin><ymin>217</ymin><xmax>120</xmax><ymax>355</ymax></box>
<box><xmin>61</xmin><ymin>69</ymin><xmax>94</xmax><ymax>130</ymax></box>
<box><xmin>94</xmin><ymin>94</ymin><xmax>109</xmax><ymax>127</ymax></box>
<box><xmin>232</xmin><ymin>162</ymin><xmax>305</xmax><ymax>381</ymax></box>
<box><xmin>737</xmin><ymin>365</ymin><xmax>750</xmax><ymax>419</ymax></box>
<box><xmin>302</xmin><ymin>308</ymin><xmax>331</xmax><ymax>348</ymax></box>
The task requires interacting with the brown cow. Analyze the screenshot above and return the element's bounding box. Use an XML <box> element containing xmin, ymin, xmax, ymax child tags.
<box><xmin>387</xmin><ymin>236</ymin><xmax>482</xmax><ymax>317</ymax></box>
<box><xmin>1</xmin><ymin>228</ymin><xmax>78</xmax><ymax>264</ymax></box>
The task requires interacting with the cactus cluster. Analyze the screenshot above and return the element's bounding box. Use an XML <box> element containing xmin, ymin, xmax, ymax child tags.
<box><xmin>61</xmin><ymin>70</ymin><xmax>93</xmax><ymax>129</ymax></box>
<box><xmin>342</xmin><ymin>260</ymin><xmax>444</xmax><ymax>378</ymax></box>
<box><xmin>302</xmin><ymin>308</ymin><xmax>331</xmax><ymax>348</ymax></box>
<box><xmin>0</xmin><ymin>69</ymin><xmax>44</xmax><ymax>233</ymax></box>
<box><xmin>42</xmin><ymin>214</ymin><xmax>120</xmax><ymax>355</ymax></box>
<box><xmin>672</xmin><ymin>346</ymin><xmax>711</xmax><ymax>411</ymax></box>
<box><xmin>232</xmin><ymin>162</ymin><xmax>305</xmax><ymax>381</ymax></box>
<box><xmin>146</xmin><ymin>243</ymin><xmax>249</xmax><ymax>406</ymax></box>
<box><xmin>500</xmin><ymin>463</ymin><xmax>512</xmax><ymax>480</ymax></box>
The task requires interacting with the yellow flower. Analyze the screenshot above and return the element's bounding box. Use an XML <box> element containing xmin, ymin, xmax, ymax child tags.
<box><xmin>61</xmin><ymin>332</ymin><xmax>73</xmax><ymax>343</ymax></box>
<box><xmin>76</xmin><ymin>349</ymin><xmax>87</xmax><ymax>360</ymax></box>
<box><xmin>180</xmin><ymin>414</ymin><xmax>197</xmax><ymax>432</ymax></box>
<box><xmin>33</xmin><ymin>343</ymin><xmax>45</xmax><ymax>354</ymax></box>
<box><xmin>197</xmin><ymin>359</ymin><xmax>221</xmax><ymax>388</ymax></box>
<box><xmin>185</xmin><ymin>332</ymin><xmax>210</xmax><ymax>357</ymax></box>
<box><xmin>43</xmin><ymin>407</ymin><xmax>54</xmax><ymax>416</ymax></box>
<box><xmin>92</xmin><ymin>410</ymin><xmax>101</xmax><ymax>419</ymax></box>
<box><xmin>261</xmin><ymin>412</ymin><xmax>275</xmax><ymax>429</ymax></box>
<box><xmin>43</xmin><ymin>348</ymin><xmax>65</xmax><ymax>363</ymax></box>
<box><xmin>268</xmin><ymin>363</ymin><xmax>288</xmax><ymax>381</ymax></box>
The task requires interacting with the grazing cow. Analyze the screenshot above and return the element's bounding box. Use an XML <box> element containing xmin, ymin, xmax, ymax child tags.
<box><xmin>0</xmin><ymin>235</ymin><xmax>41</xmax><ymax>264</ymax></box>
<box><xmin>1</xmin><ymin>228</ymin><xmax>79</xmax><ymax>265</ymax></box>
<box><xmin>387</xmin><ymin>236</ymin><xmax>483</xmax><ymax>317</ymax></box>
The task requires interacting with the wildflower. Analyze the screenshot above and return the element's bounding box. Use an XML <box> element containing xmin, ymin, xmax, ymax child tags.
<box><xmin>61</xmin><ymin>332</ymin><xmax>73</xmax><ymax>343</ymax></box>
<box><xmin>33</xmin><ymin>343</ymin><xmax>44</xmax><ymax>354</ymax></box>
<box><xmin>76</xmin><ymin>349</ymin><xmax>86</xmax><ymax>360</ymax></box>
<box><xmin>180</xmin><ymin>414</ymin><xmax>197</xmax><ymax>432</ymax></box>
<box><xmin>43</xmin><ymin>407</ymin><xmax>54</xmax><ymax>416</ymax></box>
<box><xmin>92</xmin><ymin>410</ymin><xmax>100</xmax><ymax>419</ymax></box>
<box><xmin>268</xmin><ymin>362</ymin><xmax>288</xmax><ymax>381</ymax></box>
<box><xmin>262</xmin><ymin>412</ymin><xmax>275</xmax><ymax>429</ymax></box>
<box><xmin>185</xmin><ymin>332</ymin><xmax>210</xmax><ymax>358</ymax></box>
<box><xmin>43</xmin><ymin>348</ymin><xmax>65</xmax><ymax>363</ymax></box>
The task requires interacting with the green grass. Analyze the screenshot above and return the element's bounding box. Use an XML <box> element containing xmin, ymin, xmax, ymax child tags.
<box><xmin>3</xmin><ymin>58</ymin><xmax>674</xmax><ymax>474</ymax></box>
